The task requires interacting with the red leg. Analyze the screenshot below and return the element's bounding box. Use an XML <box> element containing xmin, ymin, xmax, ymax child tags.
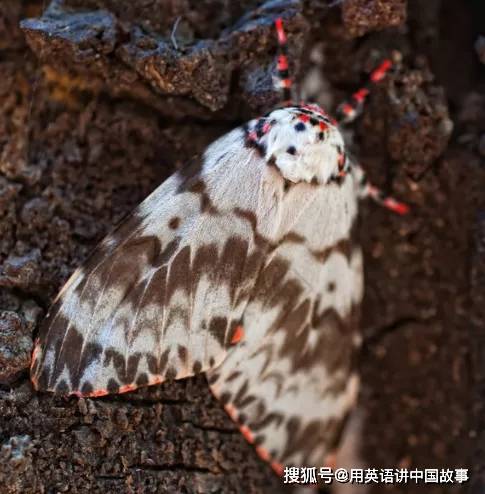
<box><xmin>336</xmin><ymin>58</ymin><xmax>393</xmax><ymax>125</ymax></box>
<box><xmin>352</xmin><ymin>161</ymin><xmax>409</xmax><ymax>215</ymax></box>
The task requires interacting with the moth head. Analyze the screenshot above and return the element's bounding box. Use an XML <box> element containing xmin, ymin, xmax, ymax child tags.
<box><xmin>247</xmin><ymin>104</ymin><xmax>346</xmax><ymax>185</ymax></box>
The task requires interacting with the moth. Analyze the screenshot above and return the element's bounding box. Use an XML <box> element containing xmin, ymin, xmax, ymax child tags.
<box><xmin>30</xmin><ymin>18</ymin><xmax>407</xmax><ymax>475</ymax></box>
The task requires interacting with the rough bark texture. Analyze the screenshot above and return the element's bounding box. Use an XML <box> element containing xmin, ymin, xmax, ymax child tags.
<box><xmin>0</xmin><ymin>0</ymin><xmax>484</xmax><ymax>493</ymax></box>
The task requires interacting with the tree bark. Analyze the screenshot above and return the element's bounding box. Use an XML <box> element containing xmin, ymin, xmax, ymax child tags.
<box><xmin>0</xmin><ymin>1</ymin><xmax>483</xmax><ymax>493</ymax></box>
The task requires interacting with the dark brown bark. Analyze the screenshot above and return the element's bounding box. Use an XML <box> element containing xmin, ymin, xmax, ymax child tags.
<box><xmin>0</xmin><ymin>0</ymin><xmax>484</xmax><ymax>493</ymax></box>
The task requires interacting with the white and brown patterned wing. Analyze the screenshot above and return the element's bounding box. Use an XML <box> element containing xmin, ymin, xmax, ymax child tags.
<box><xmin>31</xmin><ymin>128</ymin><xmax>283</xmax><ymax>397</ymax></box>
<box><xmin>207</xmin><ymin>175</ymin><xmax>364</xmax><ymax>470</ymax></box>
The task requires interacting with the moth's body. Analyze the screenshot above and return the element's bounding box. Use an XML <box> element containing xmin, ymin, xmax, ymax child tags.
<box><xmin>31</xmin><ymin>104</ymin><xmax>365</xmax><ymax>470</ymax></box>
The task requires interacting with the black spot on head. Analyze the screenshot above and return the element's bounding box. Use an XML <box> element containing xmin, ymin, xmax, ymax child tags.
<box><xmin>327</xmin><ymin>281</ymin><xmax>336</xmax><ymax>292</ymax></box>
<box><xmin>107</xmin><ymin>378</ymin><xmax>120</xmax><ymax>394</ymax></box>
<box><xmin>309</xmin><ymin>117</ymin><xmax>318</xmax><ymax>126</ymax></box>
<box><xmin>193</xmin><ymin>360</ymin><xmax>202</xmax><ymax>374</ymax></box>
<box><xmin>318</xmin><ymin>132</ymin><xmax>324</xmax><ymax>140</ymax></box>
<box><xmin>286</xmin><ymin>146</ymin><xmax>296</xmax><ymax>155</ymax></box>
<box><xmin>294</xmin><ymin>122</ymin><xmax>306</xmax><ymax>132</ymax></box>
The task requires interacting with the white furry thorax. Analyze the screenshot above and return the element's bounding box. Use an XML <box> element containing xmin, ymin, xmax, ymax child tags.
<box><xmin>245</xmin><ymin>105</ymin><xmax>345</xmax><ymax>185</ymax></box>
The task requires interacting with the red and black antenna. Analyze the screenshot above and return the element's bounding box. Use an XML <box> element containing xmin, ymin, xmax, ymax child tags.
<box><xmin>274</xmin><ymin>18</ymin><xmax>294</xmax><ymax>106</ymax></box>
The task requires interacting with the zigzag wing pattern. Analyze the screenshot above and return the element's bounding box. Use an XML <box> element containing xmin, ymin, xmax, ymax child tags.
<box><xmin>31</xmin><ymin>128</ymin><xmax>283</xmax><ymax>397</ymax></box>
<box><xmin>207</xmin><ymin>175</ymin><xmax>364</xmax><ymax>470</ymax></box>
